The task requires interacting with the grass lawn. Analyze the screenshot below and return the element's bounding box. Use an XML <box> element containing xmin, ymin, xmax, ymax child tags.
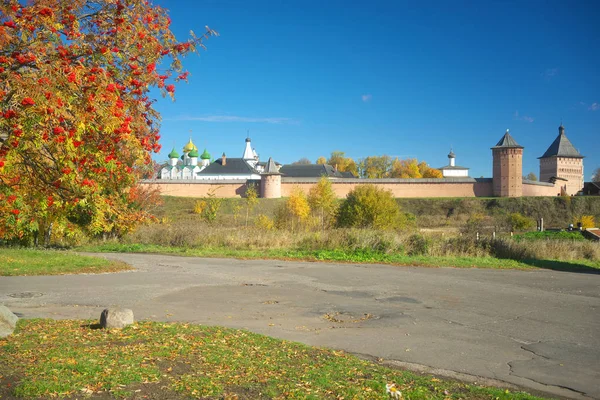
<box><xmin>0</xmin><ymin>319</ymin><xmax>545</xmax><ymax>399</ymax></box>
<box><xmin>82</xmin><ymin>242</ymin><xmax>600</xmax><ymax>272</ymax></box>
<box><xmin>0</xmin><ymin>248</ymin><xmax>131</xmax><ymax>276</ymax></box>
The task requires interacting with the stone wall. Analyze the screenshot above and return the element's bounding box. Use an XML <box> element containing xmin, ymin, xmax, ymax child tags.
<box><xmin>522</xmin><ymin>180</ymin><xmax>559</xmax><ymax>197</ymax></box>
<box><xmin>280</xmin><ymin>178</ymin><xmax>493</xmax><ymax>198</ymax></box>
<box><xmin>142</xmin><ymin>177</ymin><xmax>564</xmax><ymax>199</ymax></box>
<box><xmin>143</xmin><ymin>180</ymin><xmax>252</xmax><ymax>198</ymax></box>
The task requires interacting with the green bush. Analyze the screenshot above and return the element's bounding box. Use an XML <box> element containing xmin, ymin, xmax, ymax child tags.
<box><xmin>336</xmin><ymin>185</ymin><xmax>404</xmax><ymax>230</ymax></box>
<box><xmin>514</xmin><ymin>231</ymin><xmax>586</xmax><ymax>241</ymax></box>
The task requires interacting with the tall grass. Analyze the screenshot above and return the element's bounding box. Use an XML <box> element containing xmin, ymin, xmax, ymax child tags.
<box><xmin>120</xmin><ymin>221</ymin><xmax>600</xmax><ymax>263</ymax></box>
<box><xmin>83</xmin><ymin>195</ymin><xmax>600</xmax><ymax>267</ymax></box>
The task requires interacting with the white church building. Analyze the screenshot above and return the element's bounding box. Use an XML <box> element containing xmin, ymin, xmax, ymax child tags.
<box><xmin>159</xmin><ymin>136</ymin><xmax>271</xmax><ymax>180</ymax></box>
<box><xmin>438</xmin><ymin>149</ymin><xmax>470</xmax><ymax>177</ymax></box>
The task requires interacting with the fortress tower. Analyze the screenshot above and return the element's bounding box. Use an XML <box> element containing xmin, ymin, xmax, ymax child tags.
<box><xmin>260</xmin><ymin>157</ymin><xmax>281</xmax><ymax>198</ymax></box>
<box><xmin>539</xmin><ymin>124</ymin><xmax>584</xmax><ymax>195</ymax></box>
<box><xmin>492</xmin><ymin>129</ymin><xmax>523</xmax><ymax>197</ymax></box>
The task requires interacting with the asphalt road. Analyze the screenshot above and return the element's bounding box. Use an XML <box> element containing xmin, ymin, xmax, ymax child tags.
<box><xmin>1</xmin><ymin>253</ymin><xmax>599</xmax><ymax>399</ymax></box>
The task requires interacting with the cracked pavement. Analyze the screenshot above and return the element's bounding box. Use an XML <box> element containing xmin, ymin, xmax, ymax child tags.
<box><xmin>1</xmin><ymin>253</ymin><xmax>599</xmax><ymax>399</ymax></box>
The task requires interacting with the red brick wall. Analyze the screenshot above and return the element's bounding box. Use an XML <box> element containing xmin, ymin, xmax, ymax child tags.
<box><xmin>522</xmin><ymin>182</ymin><xmax>559</xmax><ymax>197</ymax></box>
<box><xmin>142</xmin><ymin>179</ymin><xmax>562</xmax><ymax>199</ymax></box>
<box><xmin>143</xmin><ymin>181</ymin><xmax>249</xmax><ymax>198</ymax></box>
<box><xmin>280</xmin><ymin>180</ymin><xmax>493</xmax><ymax>198</ymax></box>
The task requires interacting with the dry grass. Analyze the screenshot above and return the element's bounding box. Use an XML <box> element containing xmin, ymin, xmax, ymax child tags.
<box><xmin>492</xmin><ymin>238</ymin><xmax>600</xmax><ymax>262</ymax></box>
<box><xmin>122</xmin><ymin>221</ymin><xmax>600</xmax><ymax>263</ymax></box>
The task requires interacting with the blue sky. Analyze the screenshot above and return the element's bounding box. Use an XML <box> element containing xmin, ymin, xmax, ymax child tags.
<box><xmin>153</xmin><ymin>0</ymin><xmax>599</xmax><ymax>179</ymax></box>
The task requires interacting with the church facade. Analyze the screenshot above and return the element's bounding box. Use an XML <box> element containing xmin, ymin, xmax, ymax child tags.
<box><xmin>159</xmin><ymin>137</ymin><xmax>272</xmax><ymax>180</ymax></box>
<box><xmin>438</xmin><ymin>150</ymin><xmax>470</xmax><ymax>178</ymax></box>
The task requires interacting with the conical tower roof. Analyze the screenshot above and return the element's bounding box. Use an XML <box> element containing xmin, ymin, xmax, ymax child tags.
<box><xmin>539</xmin><ymin>125</ymin><xmax>583</xmax><ymax>159</ymax></box>
<box><xmin>491</xmin><ymin>129</ymin><xmax>523</xmax><ymax>149</ymax></box>
<box><xmin>262</xmin><ymin>157</ymin><xmax>280</xmax><ymax>174</ymax></box>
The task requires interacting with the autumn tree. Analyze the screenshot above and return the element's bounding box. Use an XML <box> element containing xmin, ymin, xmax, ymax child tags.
<box><xmin>0</xmin><ymin>0</ymin><xmax>216</xmax><ymax>244</ymax></box>
<box><xmin>308</xmin><ymin>176</ymin><xmax>337</xmax><ymax>230</ymax></box>
<box><xmin>389</xmin><ymin>158</ymin><xmax>441</xmax><ymax>178</ymax></box>
<box><xmin>327</xmin><ymin>151</ymin><xmax>358</xmax><ymax>176</ymax></box>
<box><xmin>275</xmin><ymin>187</ymin><xmax>310</xmax><ymax>231</ymax></box>
<box><xmin>525</xmin><ymin>172</ymin><xmax>538</xmax><ymax>181</ymax></box>
<box><xmin>391</xmin><ymin>158</ymin><xmax>421</xmax><ymax>178</ymax></box>
<box><xmin>358</xmin><ymin>155</ymin><xmax>393</xmax><ymax>178</ymax></box>
<box><xmin>316</xmin><ymin>156</ymin><xmax>326</xmax><ymax>165</ymax></box>
<box><xmin>200</xmin><ymin>187</ymin><xmax>222</xmax><ymax>223</ymax></box>
<box><xmin>291</xmin><ymin>157</ymin><xmax>311</xmax><ymax>165</ymax></box>
<box><xmin>418</xmin><ymin>161</ymin><xmax>442</xmax><ymax>178</ymax></box>
<box><xmin>244</xmin><ymin>184</ymin><xmax>258</xmax><ymax>227</ymax></box>
<box><xmin>286</xmin><ymin>187</ymin><xmax>310</xmax><ymax>231</ymax></box>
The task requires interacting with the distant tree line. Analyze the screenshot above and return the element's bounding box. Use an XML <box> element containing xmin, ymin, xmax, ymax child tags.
<box><xmin>292</xmin><ymin>151</ymin><xmax>442</xmax><ymax>178</ymax></box>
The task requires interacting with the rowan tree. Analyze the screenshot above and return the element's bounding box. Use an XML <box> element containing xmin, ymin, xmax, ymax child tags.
<box><xmin>0</xmin><ymin>0</ymin><xmax>216</xmax><ymax>244</ymax></box>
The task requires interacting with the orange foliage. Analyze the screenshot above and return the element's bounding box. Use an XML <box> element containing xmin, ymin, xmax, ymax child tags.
<box><xmin>0</xmin><ymin>0</ymin><xmax>216</xmax><ymax>242</ymax></box>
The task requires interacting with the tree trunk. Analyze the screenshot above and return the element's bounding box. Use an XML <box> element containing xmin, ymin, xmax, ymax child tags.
<box><xmin>43</xmin><ymin>223</ymin><xmax>53</xmax><ymax>247</ymax></box>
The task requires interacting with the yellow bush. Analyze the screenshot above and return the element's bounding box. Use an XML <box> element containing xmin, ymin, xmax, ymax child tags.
<box><xmin>575</xmin><ymin>215</ymin><xmax>595</xmax><ymax>229</ymax></box>
<box><xmin>193</xmin><ymin>200</ymin><xmax>206</xmax><ymax>215</ymax></box>
<box><xmin>509</xmin><ymin>213</ymin><xmax>535</xmax><ymax>231</ymax></box>
<box><xmin>287</xmin><ymin>188</ymin><xmax>310</xmax><ymax>222</ymax></box>
<box><xmin>255</xmin><ymin>214</ymin><xmax>275</xmax><ymax>230</ymax></box>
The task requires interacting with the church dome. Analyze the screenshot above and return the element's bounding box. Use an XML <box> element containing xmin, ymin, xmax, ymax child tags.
<box><xmin>200</xmin><ymin>148</ymin><xmax>211</xmax><ymax>160</ymax></box>
<box><xmin>188</xmin><ymin>148</ymin><xmax>199</xmax><ymax>158</ymax></box>
<box><xmin>168</xmin><ymin>148</ymin><xmax>180</xmax><ymax>159</ymax></box>
<box><xmin>183</xmin><ymin>138</ymin><xmax>196</xmax><ymax>153</ymax></box>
